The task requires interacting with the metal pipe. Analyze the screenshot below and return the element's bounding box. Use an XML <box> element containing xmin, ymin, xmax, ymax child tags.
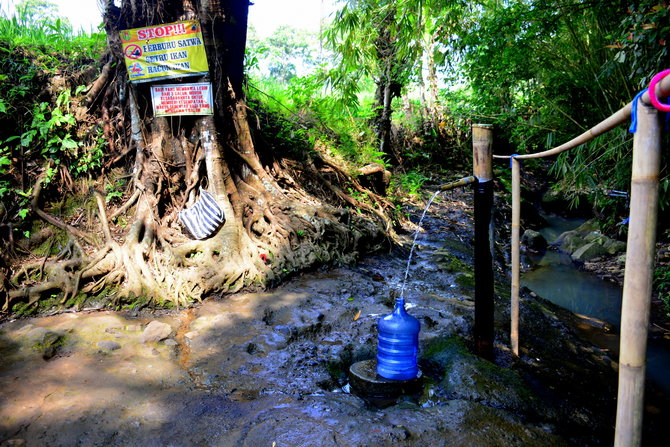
<box><xmin>472</xmin><ymin>124</ymin><xmax>494</xmax><ymax>360</ymax></box>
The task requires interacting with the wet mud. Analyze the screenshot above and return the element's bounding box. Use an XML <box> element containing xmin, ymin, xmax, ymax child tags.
<box><xmin>0</xmin><ymin>187</ymin><xmax>665</xmax><ymax>446</ymax></box>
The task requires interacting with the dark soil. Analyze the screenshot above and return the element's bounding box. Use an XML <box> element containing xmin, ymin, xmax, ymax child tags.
<box><xmin>0</xmin><ymin>183</ymin><xmax>667</xmax><ymax>447</ymax></box>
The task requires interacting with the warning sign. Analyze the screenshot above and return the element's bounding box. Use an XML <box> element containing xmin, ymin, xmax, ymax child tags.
<box><xmin>119</xmin><ymin>20</ymin><xmax>209</xmax><ymax>83</ymax></box>
<box><xmin>150</xmin><ymin>82</ymin><xmax>214</xmax><ymax>117</ymax></box>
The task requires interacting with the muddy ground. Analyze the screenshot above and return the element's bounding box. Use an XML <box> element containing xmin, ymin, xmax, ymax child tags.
<box><xmin>0</xmin><ymin>186</ymin><xmax>667</xmax><ymax>446</ymax></box>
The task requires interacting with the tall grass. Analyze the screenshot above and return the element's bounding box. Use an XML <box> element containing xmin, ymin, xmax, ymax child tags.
<box><xmin>246</xmin><ymin>72</ymin><xmax>388</xmax><ymax>170</ymax></box>
<box><xmin>0</xmin><ymin>7</ymin><xmax>105</xmax><ymax>66</ymax></box>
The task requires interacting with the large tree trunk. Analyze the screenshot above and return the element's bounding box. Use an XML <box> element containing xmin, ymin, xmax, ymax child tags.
<box><xmin>4</xmin><ymin>0</ymin><xmax>393</xmax><ymax>311</ymax></box>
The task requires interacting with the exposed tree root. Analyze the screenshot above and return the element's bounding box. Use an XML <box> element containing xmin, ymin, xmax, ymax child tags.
<box><xmin>1</xmin><ymin>1</ymin><xmax>394</xmax><ymax>317</ymax></box>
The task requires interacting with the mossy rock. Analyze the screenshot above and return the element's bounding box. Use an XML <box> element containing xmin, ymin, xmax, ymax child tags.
<box><xmin>27</xmin><ymin>327</ymin><xmax>66</xmax><ymax>360</ymax></box>
<box><xmin>420</xmin><ymin>335</ymin><xmax>541</xmax><ymax>415</ymax></box>
<box><xmin>558</xmin><ymin>231</ymin><xmax>585</xmax><ymax>254</ymax></box>
<box><xmin>435</xmin><ymin>250</ymin><xmax>473</xmax><ymax>275</ymax></box>
<box><xmin>604</xmin><ymin>238</ymin><xmax>626</xmax><ymax>255</ymax></box>
<box><xmin>574</xmin><ymin>219</ymin><xmax>601</xmax><ymax>233</ymax></box>
<box><xmin>572</xmin><ymin>242</ymin><xmax>609</xmax><ymax>261</ymax></box>
<box><xmin>583</xmin><ymin>231</ymin><xmax>607</xmax><ymax>244</ymax></box>
<box><xmin>521</xmin><ymin>229</ymin><xmax>548</xmax><ymax>250</ymax></box>
<box><xmin>455</xmin><ymin>273</ymin><xmax>475</xmax><ymax>291</ymax></box>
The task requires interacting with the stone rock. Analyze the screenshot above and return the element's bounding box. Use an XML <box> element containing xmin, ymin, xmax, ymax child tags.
<box><xmin>603</xmin><ymin>238</ymin><xmax>626</xmax><ymax>255</ymax></box>
<box><xmin>97</xmin><ymin>340</ymin><xmax>121</xmax><ymax>351</ymax></box>
<box><xmin>163</xmin><ymin>339</ymin><xmax>179</xmax><ymax>346</ymax></box>
<box><xmin>584</xmin><ymin>230</ymin><xmax>606</xmax><ymax>244</ymax></box>
<box><xmin>1</xmin><ymin>439</ymin><xmax>26</xmax><ymax>447</ymax></box>
<box><xmin>25</xmin><ymin>326</ymin><xmax>50</xmax><ymax>343</ymax></box>
<box><xmin>571</xmin><ymin>242</ymin><xmax>609</xmax><ymax>261</ymax></box>
<box><xmin>125</xmin><ymin>324</ymin><xmax>142</xmax><ymax>332</ymax></box>
<box><xmin>140</xmin><ymin>321</ymin><xmax>172</xmax><ymax>343</ymax></box>
<box><xmin>421</xmin><ymin>336</ymin><xmax>541</xmax><ymax>414</ymax></box>
<box><xmin>558</xmin><ymin>231</ymin><xmax>585</xmax><ymax>254</ymax></box>
<box><xmin>184</xmin><ymin>331</ymin><xmax>199</xmax><ymax>340</ymax></box>
<box><xmin>575</xmin><ymin>219</ymin><xmax>601</xmax><ymax>233</ymax></box>
<box><xmin>27</xmin><ymin>327</ymin><xmax>64</xmax><ymax>360</ymax></box>
<box><xmin>521</xmin><ymin>229</ymin><xmax>547</xmax><ymax>251</ymax></box>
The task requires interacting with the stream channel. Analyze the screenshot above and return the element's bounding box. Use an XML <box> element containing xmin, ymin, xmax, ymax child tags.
<box><xmin>522</xmin><ymin>213</ymin><xmax>670</xmax><ymax>398</ymax></box>
<box><xmin>1</xmin><ymin>188</ymin><xmax>668</xmax><ymax>446</ymax></box>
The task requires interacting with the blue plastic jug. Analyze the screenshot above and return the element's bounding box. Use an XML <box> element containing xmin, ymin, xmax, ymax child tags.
<box><xmin>376</xmin><ymin>298</ymin><xmax>420</xmax><ymax>380</ymax></box>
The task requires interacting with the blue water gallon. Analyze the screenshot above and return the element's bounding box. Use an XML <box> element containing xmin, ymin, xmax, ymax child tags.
<box><xmin>376</xmin><ymin>298</ymin><xmax>421</xmax><ymax>380</ymax></box>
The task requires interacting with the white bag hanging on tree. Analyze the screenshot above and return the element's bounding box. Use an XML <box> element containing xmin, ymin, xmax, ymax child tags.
<box><xmin>178</xmin><ymin>187</ymin><xmax>225</xmax><ymax>239</ymax></box>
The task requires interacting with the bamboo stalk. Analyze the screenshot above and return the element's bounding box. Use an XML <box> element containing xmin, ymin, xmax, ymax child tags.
<box><xmin>511</xmin><ymin>157</ymin><xmax>521</xmax><ymax>356</ymax></box>
<box><xmin>614</xmin><ymin>101</ymin><xmax>661</xmax><ymax>447</ymax></box>
<box><xmin>439</xmin><ymin>175</ymin><xmax>476</xmax><ymax>191</ymax></box>
<box><xmin>473</xmin><ymin>125</ymin><xmax>494</xmax><ymax>181</ymax></box>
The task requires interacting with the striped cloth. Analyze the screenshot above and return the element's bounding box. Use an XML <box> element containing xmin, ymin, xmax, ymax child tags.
<box><xmin>179</xmin><ymin>187</ymin><xmax>225</xmax><ymax>239</ymax></box>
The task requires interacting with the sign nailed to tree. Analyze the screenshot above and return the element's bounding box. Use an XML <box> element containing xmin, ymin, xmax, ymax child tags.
<box><xmin>150</xmin><ymin>83</ymin><xmax>214</xmax><ymax>116</ymax></box>
<box><xmin>120</xmin><ymin>20</ymin><xmax>209</xmax><ymax>83</ymax></box>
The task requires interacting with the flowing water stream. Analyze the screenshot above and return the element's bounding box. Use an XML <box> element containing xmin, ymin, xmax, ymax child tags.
<box><xmin>399</xmin><ymin>190</ymin><xmax>442</xmax><ymax>301</ymax></box>
<box><xmin>521</xmin><ymin>214</ymin><xmax>670</xmax><ymax>396</ymax></box>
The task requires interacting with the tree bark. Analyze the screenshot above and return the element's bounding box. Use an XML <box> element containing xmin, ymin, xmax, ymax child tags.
<box><xmin>0</xmin><ymin>0</ymin><xmax>392</xmax><ymax>312</ymax></box>
<box><xmin>372</xmin><ymin>10</ymin><xmax>403</xmax><ymax>166</ymax></box>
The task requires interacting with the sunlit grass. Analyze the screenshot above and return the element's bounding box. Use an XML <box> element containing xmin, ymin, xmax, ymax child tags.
<box><xmin>0</xmin><ymin>9</ymin><xmax>105</xmax><ymax>66</ymax></box>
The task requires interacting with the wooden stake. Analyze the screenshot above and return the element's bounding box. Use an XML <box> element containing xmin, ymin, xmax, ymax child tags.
<box><xmin>511</xmin><ymin>157</ymin><xmax>521</xmax><ymax>356</ymax></box>
<box><xmin>473</xmin><ymin>124</ymin><xmax>494</xmax><ymax>360</ymax></box>
<box><xmin>614</xmin><ymin>101</ymin><xmax>661</xmax><ymax>447</ymax></box>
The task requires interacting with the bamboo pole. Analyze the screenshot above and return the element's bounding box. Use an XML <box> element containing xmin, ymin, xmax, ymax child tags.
<box><xmin>473</xmin><ymin>125</ymin><xmax>494</xmax><ymax>182</ymax></box>
<box><xmin>439</xmin><ymin>175</ymin><xmax>476</xmax><ymax>191</ymax></box>
<box><xmin>511</xmin><ymin>157</ymin><xmax>521</xmax><ymax>356</ymax></box>
<box><xmin>472</xmin><ymin>124</ymin><xmax>494</xmax><ymax>360</ymax></box>
<box><xmin>614</xmin><ymin>101</ymin><xmax>661</xmax><ymax>447</ymax></box>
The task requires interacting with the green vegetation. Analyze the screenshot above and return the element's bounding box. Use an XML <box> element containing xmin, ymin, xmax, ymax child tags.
<box><xmin>1</xmin><ymin>0</ymin><xmax>670</xmax><ymax>315</ymax></box>
<box><xmin>654</xmin><ymin>264</ymin><xmax>670</xmax><ymax>317</ymax></box>
<box><xmin>0</xmin><ymin>1</ymin><xmax>106</xmax><ymax>234</ymax></box>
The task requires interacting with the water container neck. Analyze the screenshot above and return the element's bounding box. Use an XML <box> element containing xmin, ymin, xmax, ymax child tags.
<box><xmin>394</xmin><ymin>298</ymin><xmax>406</xmax><ymax>314</ymax></box>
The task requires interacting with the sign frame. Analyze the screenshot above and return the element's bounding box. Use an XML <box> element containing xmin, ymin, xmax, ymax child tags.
<box><xmin>150</xmin><ymin>82</ymin><xmax>214</xmax><ymax>117</ymax></box>
<box><xmin>120</xmin><ymin>20</ymin><xmax>209</xmax><ymax>83</ymax></box>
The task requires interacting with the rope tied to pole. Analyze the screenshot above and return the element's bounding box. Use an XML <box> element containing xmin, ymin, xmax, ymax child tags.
<box><xmin>509</xmin><ymin>153</ymin><xmax>521</xmax><ymax>169</ymax></box>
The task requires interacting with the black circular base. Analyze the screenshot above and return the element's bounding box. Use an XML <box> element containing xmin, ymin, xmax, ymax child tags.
<box><xmin>348</xmin><ymin>359</ymin><xmax>422</xmax><ymax>399</ymax></box>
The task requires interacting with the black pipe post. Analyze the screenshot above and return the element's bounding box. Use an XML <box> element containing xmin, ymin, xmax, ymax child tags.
<box><xmin>472</xmin><ymin>124</ymin><xmax>494</xmax><ymax>360</ymax></box>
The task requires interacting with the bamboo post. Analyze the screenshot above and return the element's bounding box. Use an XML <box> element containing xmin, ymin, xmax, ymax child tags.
<box><xmin>472</xmin><ymin>124</ymin><xmax>494</xmax><ymax>360</ymax></box>
<box><xmin>614</xmin><ymin>101</ymin><xmax>661</xmax><ymax>447</ymax></box>
<box><xmin>511</xmin><ymin>157</ymin><xmax>521</xmax><ymax>356</ymax></box>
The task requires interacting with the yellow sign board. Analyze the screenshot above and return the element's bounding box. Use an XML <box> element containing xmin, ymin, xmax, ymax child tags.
<box><xmin>119</xmin><ymin>20</ymin><xmax>209</xmax><ymax>83</ymax></box>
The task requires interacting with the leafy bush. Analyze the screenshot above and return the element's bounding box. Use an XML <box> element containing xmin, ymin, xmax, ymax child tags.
<box><xmin>0</xmin><ymin>4</ymin><xmax>105</xmax><ymax>229</ymax></box>
<box><xmin>392</xmin><ymin>170</ymin><xmax>428</xmax><ymax>196</ymax></box>
<box><xmin>654</xmin><ymin>264</ymin><xmax>670</xmax><ymax>317</ymax></box>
